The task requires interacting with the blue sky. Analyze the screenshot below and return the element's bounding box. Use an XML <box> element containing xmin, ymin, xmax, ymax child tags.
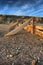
<box><xmin>0</xmin><ymin>0</ymin><xmax>43</xmax><ymax>17</ymax></box>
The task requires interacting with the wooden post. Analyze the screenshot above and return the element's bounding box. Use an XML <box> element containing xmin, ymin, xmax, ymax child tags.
<box><xmin>33</xmin><ymin>17</ymin><xmax>35</xmax><ymax>34</ymax></box>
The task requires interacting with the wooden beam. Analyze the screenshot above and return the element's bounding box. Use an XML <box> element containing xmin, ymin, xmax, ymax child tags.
<box><xmin>36</xmin><ymin>26</ymin><xmax>43</xmax><ymax>30</ymax></box>
<box><xmin>0</xmin><ymin>22</ymin><xmax>18</xmax><ymax>32</ymax></box>
<box><xmin>0</xmin><ymin>24</ymin><xmax>9</xmax><ymax>32</ymax></box>
<box><xmin>4</xmin><ymin>18</ymin><xmax>32</xmax><ymax>37</ymax></box>
<box><xmin>35</xmin><ymin>29</ymin><xmax>43</xmax><ymax>37</ymax></box>
<box><xmin>9</xmin><ymin>22</ymin><xmax>18</xmax><ymax>29</ymax></box>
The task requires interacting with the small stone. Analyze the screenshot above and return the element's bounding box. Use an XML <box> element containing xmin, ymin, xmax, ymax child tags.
<box><xmin>40</xmin><ymin>39</ymin><xmax>43</xmax><ymax>41</ymax></box>
<box><xmin>40</xmin><ymin>50</ymin><xmax>41</xmax><ymax>53</ymax></box>
<box><xmin>12</xmin><ymin>38</ymin><xmax>15</xmax><ymax>41</ymax></box>
<box><xmin>7</xmin><ymin>55</ymin><xmax>9</xmax><ymax>58</ymax></box>
<box><xmin>9</xmin><ymin>54</ymin><xmax>13</xmax><ymax>58</ymax></box>
<box><xmin>12</xmin><ymin>62</ymin><xmax>14</xmax><ymax>65</ymax></box>
<box><xmin>40</xmin><ymin>50</ymin><xmax>42</xmax><ymax>53</ymax></box>
<box><xmin>31</xmin><ymin>60</ymin><xmax>36</xmax><ymax>65</ymax></box>
<box><xmin>18</xmin><ymin>47</ymin><xmax>21</xmax><ymax>50</ymax></box>
<box><xmin>7</xmin><ymin>54</ymin><xmax>13</xmax><ymax>58</ymax></box>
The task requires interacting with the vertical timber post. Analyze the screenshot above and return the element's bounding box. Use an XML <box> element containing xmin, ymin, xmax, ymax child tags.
<box><xmin>33</xmin><ymin>17</ymin><xmax>35</xmax><ymax>34</ymax></box>
<box><xmin>28</xmin><ymin>17</ymin><xmax>35</xmax><ymax>34</ymax></box>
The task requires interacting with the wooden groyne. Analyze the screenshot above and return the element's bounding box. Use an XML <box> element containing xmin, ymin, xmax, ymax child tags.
<box><xmin>0</xmin><ymin>17</ymin><xmax>43</xmax><ymax>37</ymax></box>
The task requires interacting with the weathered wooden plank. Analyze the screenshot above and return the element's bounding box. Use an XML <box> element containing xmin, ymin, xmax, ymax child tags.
<box><xmin>4</xmin><ymin>18</ymin><xmax>32</xmax><ymax>37</ymax></box>
<box><xmin>36</xmin><ymin>26</ymin><xmax>43</xmax><ymax>30</ymax></box>
<box><xmin>35</xmin><ymin>29</ymin><xmax>43</xmax><ymax>37</ymax></box>
<box><xmin>9</xmin><ymin>22</ymin><xmax>18</xmax><ymax>28</ymax></box>
<box><xmin>0</xmin><ymin>22</ymin><xmax>18</xmax><ymax>32</ymax></box>
<box><xmin>35</xmin><ymin>23</ymin><xmax>43</xmax><ymax>26</ymax></box>
<box><xmin>0</xmin><ymin>24</ymin><xmax>9</xmax><ymax>32</ymax></box>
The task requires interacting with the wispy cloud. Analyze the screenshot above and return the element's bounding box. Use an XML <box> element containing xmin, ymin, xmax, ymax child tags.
<box><xmin>0</xmin><ymin>0</ymin><xmax>43</xmax><ymax>17</ymax></box>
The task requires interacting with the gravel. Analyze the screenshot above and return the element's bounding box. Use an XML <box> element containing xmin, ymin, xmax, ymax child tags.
<box><xmin>0</xmin><ymin>30</ymin><xmax>43</xmax><ymax>65</ymax></box>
